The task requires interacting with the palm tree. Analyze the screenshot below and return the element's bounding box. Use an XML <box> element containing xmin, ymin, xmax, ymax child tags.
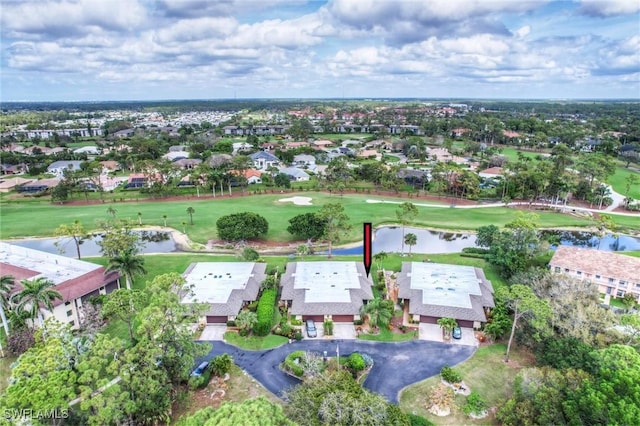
<box><xmin>373</xmin><ymin>251</ymin><xmax>388</xmax><ymax>270</ymax></box>
<box><xmin>11</xmin><ymin>277</ymin><xmax>62</xmax><ymax>327</ymax></box>
<box><xmin>137</xmin><ymin>212</ymin><xmax>142</xmax><ymax>225</ymax></box>
<box><xmin>360</xmin><ymin>299</ymin><xmax>393</xmax><ymax>332</ymax></box>
<box><xmin>105</xmin><ymin>249</ymin><xmax>147</xmax><ymax>290</ymax></box>
<box><xmin>107</xmin><ymin>206</ymin><xmax>117</xmax><ymax>218</ymax></box>
<box><xmin>235</xmin><ymin>310</ymin><xmax>257</xmax><ymax>334</ymax></box>
<box><xmin>162</xmin><ymin>214</ymin><xmax>168</xmax><ymax>227</ymax></box>
<box><xmin>182</xmin><ymin>221</ymin><xmax>187</xmax><ymax>233</ymax></box>
<box><xmin>186</xmin><ymin>207</ymin><xmax>195</xmax><ymax>225</ymax></box>
<box><xmin>437</xmin><ymin>317</ymin><xmax>458</xmax><ymax>341</ymax></box>
<box><xmin>404</xmin><ymin>233</ymin><xmax>417</xmax><ymax>256</ymax></box>
<box><xmin>0</xmin><ymin>275</ymin><xmax>15</xmax><ymax>336</ymax></box>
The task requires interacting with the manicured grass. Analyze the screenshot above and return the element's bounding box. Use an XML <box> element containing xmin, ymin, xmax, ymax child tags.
<box><xmin>607</xmin><ymin>166</ymin><xmax>640</xmax><ymax>200</ymax></box>
<box><xmin>399</xmin><ymin>344</ymin><xmax>535</xmax><ymax>425</ymax></box>
<box><xmin>357</xmin><ymin>328</ymin><xmax>418</xmax><ymax>342</ymax></box>
<box><xmin>382</xmin><ymin>154</ymin><xmax>401</xmax><ymax>162</ymax></box>
<box><xmin>3</xmin><ymin>192</ymin><xmax>626</xmax><ymax>244</ymax></box>
<box><xmin>497</xmin><ymin>147</ymin><xmax>547</xmax><ymax>162</ymax></box>
<box><xmin>223</xmin><ymin>331</ymin><xmax>289</xmax><ymax>350</ymax></box>
<box><xmin>622</xmin><ymin>251</ymin><xmax>640</xmax><ymax>258</ymax></box>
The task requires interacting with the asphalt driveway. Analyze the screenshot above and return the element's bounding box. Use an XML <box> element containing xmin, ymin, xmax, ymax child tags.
<box><xmin>199</xmin><ymin>339</ymin><xmax>475</xmax><ymax>403</ymax></box>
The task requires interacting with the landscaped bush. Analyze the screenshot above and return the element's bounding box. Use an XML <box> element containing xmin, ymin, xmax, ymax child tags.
<box><xmin>253</xmin><ymin>288</ymin><xmax>277</xmax><ymax>336</ymax></box>
<box><xmin>462</xmin><ymin>247</ymin><xmax>490</xmax><ymax>254</ymax></box>
<box><xmin>188</xmin><ymin>366</ymin><xmax>212</xmax><ymax>390</ymax></box>
<box><xmin>226</xmin><ymin>320</ymin><xmax>236</xmax><ymax>327</ymax></box>
<box><xmin>463</xmin><ymin>391</ymin><xmax>487</xmax><ymax>417</ymax></box>
<box><xmin>246</xmin><ymin>300</ymin><xmax>259</xmax><ymax>312</ymax></box>
<box><xmin>408</xmin><ymin>413</ymin><xmax>435</xmax><ymax>426</ymax></box>
<box><xmin>283</xmin><ymin>351</ymin><xmax>305</xmax><ymax>377</ymax></box>
<box><xmin>210</xmin><ymin>354</ymin><xmax>233</xmax><ymax>377</ymax></box>
<box><xmin>347</xmin><ymin>353</ymin><xmax>366</xmax><ymax>372</ymax></box>
<box><xmin>441</xmin><ymin>366</ymin><xmax>462</xmax><ymax>384</ymax></box>
<box><xmin>290</xmin><ymin>318</ymin><xmax>303</xmax><ymax>326</ymax></box>
<box><xmin>242</xmin><ymin>247</ymin><xmax>260</xmax><ymax>261</ymax></box>
<box><xmin>323</xmin><ymin>320</ymin><xmax>334</xmax><ymax>336</ymax></box>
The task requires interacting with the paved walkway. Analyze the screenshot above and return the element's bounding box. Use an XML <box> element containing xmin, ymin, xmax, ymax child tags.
<box><xmin>200</xmin><ymin>339</ymin><xmax>476</xmax><ymax>403</ymax></box>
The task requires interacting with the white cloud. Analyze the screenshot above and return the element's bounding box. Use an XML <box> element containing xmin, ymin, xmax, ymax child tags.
<box><xmin>579</xmin><ymin>0</ymin><xmax>640</xmax><ymax>17</ymax></box>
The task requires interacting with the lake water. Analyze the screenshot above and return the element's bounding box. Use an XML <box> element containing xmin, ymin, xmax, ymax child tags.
<box><xmin>4</xmin><ymin>231</ymin><xmax>176</xmax><ymax>257</ymax></box>
<box><xmin>327</xmin><ymin>227</ymin><xmax>640</xmax><ymax>255</ymax></box>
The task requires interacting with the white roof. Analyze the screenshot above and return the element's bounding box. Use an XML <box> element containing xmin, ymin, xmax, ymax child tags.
<box><xmin>181</xmin><ymin>262</ymin><xmax>256</xmax><ymax>304</ymax></box>
<box><xmin>0</xmin><ymin>242</ymin><xmax>100</xmax><ymax>285</ymax></box>
<box><xmin>292</xmin><ymin>261</ymin><xmax>361</xmax><ymax>303</ymax></box>
<box><xmin>407</xmin><ymin>263</ymin><xmax>483</xmax><ymax>309</ymax></box>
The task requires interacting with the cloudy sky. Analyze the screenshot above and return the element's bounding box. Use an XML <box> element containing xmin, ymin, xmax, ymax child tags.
<box><xmin>1</xmin><ymin>0</ymin><xmax>639</xmax><ymax>101</ymax></box>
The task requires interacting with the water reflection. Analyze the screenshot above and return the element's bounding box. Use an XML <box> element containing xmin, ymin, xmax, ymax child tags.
<box><xmin>5</xmin><ymin>231</ymin><xmax>176</xmax><ymax>257</ymax></box>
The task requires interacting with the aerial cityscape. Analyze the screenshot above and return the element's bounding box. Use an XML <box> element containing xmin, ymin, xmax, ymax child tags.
<box><xmin>1</xmin><ymin>1</ymin><xmax>639</xmax><ymax>425</ymax></box>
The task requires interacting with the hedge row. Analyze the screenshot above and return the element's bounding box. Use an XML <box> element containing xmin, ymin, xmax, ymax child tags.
<box><xmin>461</xmin><ymin>247</ymin><xmax>490</xmax><ymax>254</ymax></box>
<box><xmin>253</xmin><ymin>289</ymin><xmax>277</xmax><ymax>336</ymax></box>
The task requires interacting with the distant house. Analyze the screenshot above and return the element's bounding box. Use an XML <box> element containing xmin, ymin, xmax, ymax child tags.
<box><xmin>311</xmin><ymin>140</ymin><xmax>334</xmax><ymax>149</ymax></box>
<box><xmin>243</xmin><ymin>169</ymin><xmax>263</xmax><ymax>184</ymax></box>
<box><xmin>112</xmin><ymin>128</ymin><xmax>135</xmax><ymax>138</ymax></box>
<box><xmin>180</xmin><ymin>262</ymin><xmax>267</xmax><ymax>323</ymax></box>
<box><xmin>293</xmin><ymin>154</ymin><xmax>316</xmax><ymax>167</ymax></box>
<box><xmin>396</xmin><ymin>262</ymin><xmax>495</xmax><ymax>328</ymax></box>
<box><xmin>100</xmin><ymin>161</ymin><xmax>120</xmax><ymax>172</ymax></box>
<box><xmin>549</xmin><ymin>246</ymin><xmax>640</xmax><ymax>303</ymax></box>
<box><xmin>478</xmin><ymin>167</ymin><xmax>504</xmax><ymax>179</ymax></box>
<box><xmin>0</xmin><ymin>177</ymin><xmax>33</xmax><ymax>193</ymax></box>
<box><xmin>17</xmin><ymin>178</ymin><xmax>60</xmax><ymax>194</ymax></box>
<box><xmin>1</xmin><ymin>163</ymin><xmax>27</xmax><ymax>175</ymax></box>
<box><xmin>125</xmin><ymin>173</ymin><xmax>147</xmax><ymax>189</ymax></box>
<box><xmin>285</xmin><ymin>141</ymin><xmax>310</xmax><ymax>150</ymax></box>
<box><xmin>47</xmin><ymin>160</ymin><xmax>83</xmax><ymax>177</ymax></box>
<box><xmin>0</xmin><ymin>243</ymin><xmax>120</xmax><ymax>330</ymax></box>
<box><xmin>173</xmin><ymin>158</ymin><xmax>202</xmax><ymax>170</ymax></box>
<box><xmin>232</xmin><ymin>142</ymin><xmax>253</xmax><ymax>153</ymax></box>
<box><xmin>73</xmin><ymin>146</ymin><xmax>100</xmax><ymax>155</ymax></box>
<box><xmin>162</xmin><ymin>151</ymin><xmax>190</xmax><ymax>162</ymax></box>
<box><xmin>279</xmin><ymin>167</ymin><xmax>310</xmax><ymax>182</ymax></box>
<box><xmin>280</xmin><ymin>261</ymin><xmax>374</xmax><ymax>323</ymax></box>
<box><xmin>250</xmin><ymin>151</ymin><xmax>279</xmax><ymax>170</ymax></box>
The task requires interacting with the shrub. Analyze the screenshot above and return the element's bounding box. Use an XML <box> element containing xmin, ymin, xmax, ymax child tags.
<box><xmin>246</xmin><ymin>300</ymin><xmax>259</xmax><ymax>312</ymax></box>
<box><xmin>226</xmin><ymin>320</ymin><xmax>236</xmax><ymax>327</ymax></box>
<box><xmin>290</xmin><ymin>318</ymin><xmax>303</xmax><ymax>326</ymax></box>
<box><xmin>294</xmin><ymin>330</ymin><xmax>302</xmax><ymax>341</ymax></box>
<box><xmin>253</xmin><ymin>289</ymin><xmax>277</xmax><ymax>336</ymax></box>
<box><xmin>188</xmin><ymin>367</ymin><xmax>212</xmax><ymax>390</ymax></box>
<box><xmin>353</xmin><ymin>319</ymin><xmax>364</xmax><ymax>326</ymax></box>
<box><xmin>409</xmin><ymin>413</ymin><xmax>435</xmax><ymax>426</ymax></box>
<box><xmin>440</xmin><ymin>366</ymin><xmax>462</xmax><ymax>384</ymax></box>
<box><xmin>323</xmin><ymin>320</ymin><xmax>334</xmax><ymax>336</ymax></box>
<box><xmin>242</xmin><ymin>247</ymin><xmax>259</xmax><ymax>261</ymax></box>
<box><xmin>463</xmin><ymin>391</ymin><xmax>487</xmax><ymax>416</ymax></box>
<box><xmin>284</xmin><ymin>351</ymin><xmax>305</xmax><ymax>377</ymax></box>
<box><xmin>211</xmin><ymin>354</ymin><xmax>233</xmax><ymax>377</ymax></box>
<box><xmin>462</xmin><ymin>247</ymin><xmax>490</xmax><ymax>254</ymax></box>
<box><xmin>347</xmin><ymin>353</ymin><xmax>366</xmax><ymax>372</ymax></box>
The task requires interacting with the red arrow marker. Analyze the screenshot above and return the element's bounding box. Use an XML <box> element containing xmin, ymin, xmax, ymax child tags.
<box><xmin>363</xmin><ymin>222</ymin><xmax>372</xmax><ymax>277</ymax></box>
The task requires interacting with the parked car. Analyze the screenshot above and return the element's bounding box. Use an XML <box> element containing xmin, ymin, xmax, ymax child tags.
<box><xmin>305</xmin><ymin>319</ymin><xmax>317</xmax><ymax>338</ymax></box>
<box><xmin>190</xmin><ymin>361</ymin><xmax>209</xmax><ymax>377</ymax></box>
<box><xmin>452</xmin><ymin>326</ymin><xmax>462</xmax><ymax>340</ymax></box>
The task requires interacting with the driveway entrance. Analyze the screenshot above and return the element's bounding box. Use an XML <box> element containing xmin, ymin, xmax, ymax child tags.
<box><xmin>419</xmin><ymin>323</ymin><xmax>478</xmax><ymax>347</ymax></box>
<box><xmin>199</xmin><ymin>324</ymin><xmax>227</xmax><ymax>341</ymax></box>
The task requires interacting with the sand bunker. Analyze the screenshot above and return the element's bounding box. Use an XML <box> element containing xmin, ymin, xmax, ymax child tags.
<box><xmin>278</xmin><ymin>196</ymin><xmax>313</xmax><ymax>206</ymax></box>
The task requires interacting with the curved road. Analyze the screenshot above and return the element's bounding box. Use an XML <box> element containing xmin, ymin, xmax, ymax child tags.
<box><xmin>199</xmin><ymin>339</ymin><xmax>476</xmax><ymax>403</ymax></box>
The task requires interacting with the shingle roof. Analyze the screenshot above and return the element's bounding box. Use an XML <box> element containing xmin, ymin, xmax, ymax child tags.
<box><xmin>280</xmin><ymin>262</ymin><xmax>374</xmax><ymax>315</ymax></box>
<box><xmin>250</xmin><ymin>151</ymin><xmax>279</xmax><ymax>162</ymax></box>
<box><xmin>396</xmin><ymin>263</ymin><xmax>494</xmax><ymax>322</ymax></box>
<box><xmin>181</xmin><ymin>262</ymin><xmax>267</xmax><ymax>316</ymax></box>
<box><xmin>550</xmin><ymin>246</ymin><xmax>640</xmax><ymax>282</ymax></box>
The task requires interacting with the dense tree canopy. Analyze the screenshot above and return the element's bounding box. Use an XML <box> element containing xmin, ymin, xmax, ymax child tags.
<box><xmin>176</xmin><ymin>397</ymin><xmax>295</xmax><ymax>426</ymax></box>
<box><xmin>287</xmin><ymin>213</ymin><xmax>326</xmax><ymax>241</ymax></box>
<box><xmin>216</xmin><ymin>212</ymin><xmax>269</xmax><ymax>241</ymax></box>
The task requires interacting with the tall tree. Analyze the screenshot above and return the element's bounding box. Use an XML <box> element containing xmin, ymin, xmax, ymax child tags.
<box><xmin>54</xmin><ymin>220</ymin><xmax>91</xmax><ymax>259</ymax></box>
<box><xmin>437</xmin><ymin>317</ymin><xmax>458</xmax><ymax>340</ymax></box>
<box><xmin>186</xmin><ymin>206</ymin><xmax>195</xmax><ymax>225</ymax></box>
<box><xmin>0</xmin><ymin>275</ymin><xmax>15</xmax><ymax>336</ymax></box>
<box><xmin>101</xmin><ymin>289</ymin><xmax>147</xmax><ymax>343</ymax></box>
<box><xmin>318</xmin><ymin>203</ymin><xmax>351</xmax><ymax>258</ymax></box>
<box><xmin>396</xmin><ymin>202</ymin><xmax>418</xmax><ymax>256</ymax></box>
<box><xmin>11</xmin><ymin>277</ymin><xmax>62</xmax><ymax>327</ymax></box>
<box><xmin>105</xmin><ymin>249</ymin><xmax>146</xmax><ymax>290</ymax></box>
<box><xmin>404</xmin><ymin>233</ymin><xmax>417</xmax><ymax>256</ymax></box>
<box><xmin>287</xmin><ymin>213</ymin><xmax>326</xmax><ymax>241</ymax></box>
<box><xmin>498</xmin><ymin>284</ymin><xmax>551</xmax><ymax>362</ymax></box>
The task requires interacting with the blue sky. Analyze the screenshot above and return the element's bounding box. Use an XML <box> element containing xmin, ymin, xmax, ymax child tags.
<box><xmin>1</xmin><ymin>0</ymin><xmax>639</xmax><ymax>101</ymax></box>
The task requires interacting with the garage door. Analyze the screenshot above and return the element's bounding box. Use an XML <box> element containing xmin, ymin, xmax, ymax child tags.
<box><xmin>302</xmin><ymin>315</ymin><xmax>324</xmax><ymax>322</ymax></box>
<box><xmin>458</xmin><ymin>320</ymin><xmax>474</xmax><ymax>328</ymax></box>
<box><xmin>206</xmin><ymin>316</ymin><xmax>227</xmax><ymax>324</ymax></box>
<box><xmin>420</xmin><ymin>315</ymin><xmax>438</xmax><ymax>324</ymax></box>
<box><xmin>331</xmin><ymin>315</ymin><xmax>353</xmax><ymax>322</ymax></box>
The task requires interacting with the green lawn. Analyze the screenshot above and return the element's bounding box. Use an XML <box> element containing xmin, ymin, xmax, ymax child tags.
<box><xmin>399</xmin><ymin>344</ymin><xmax>535</xmax><ymax>425</ymax></box>
<box><xmin>357</xmin><ymin>327</ymin><xmax>418</xmax><ymax>342</ymax></box>
<box><xmin>607</xmin><ymin>166</ymin><xmax>640</xmax><ymax>200</ymax></box>
<box><xmin>223</xmin><ymin>331</ymin><xmax>289</xmax><ymax>350</ymax></box>
<box><xmin>622</xmin><ymin>251</ymin><xmax>640</xmax><ymax>258</ymax></box>
<box><xmin>3</xmin><ymin>191</ymin><xmax>629</xmax><ymax>244</ymax></box>
<box><xmin>496</xmin><ymin>147</ymin><xmax>546</xmax><ymax>163</ymax></box>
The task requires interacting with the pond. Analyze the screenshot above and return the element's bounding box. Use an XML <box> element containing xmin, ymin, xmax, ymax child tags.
<box><xmin>327</xmin><ymin>227</ymin><xmax>640</xmax><ymax>256</ymax></box>
<box><xmin>4</xmin><ymin>231</ymin><xmax>176</xmax><ymax>258</ymax></box>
